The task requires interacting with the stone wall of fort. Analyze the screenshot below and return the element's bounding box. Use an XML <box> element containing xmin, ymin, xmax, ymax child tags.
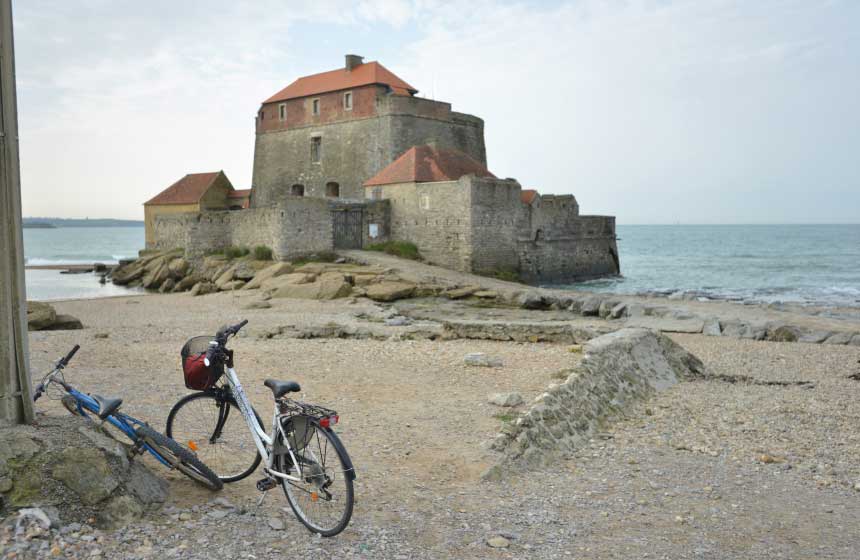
<box><xmin>373</xmin><ymin>178</ymin><xmax>473</xmax><ymax>271</ymax></box>
<box><xmin>151</xmin><ymin>197</ymin><xmax>349</xmax><ymax>260</ymax></box>
<box><xmin>517</xmin><ymin>215</ymin><xmax>619</xmax><ymax>283</ymax></box>
<box><xmin>251</xmin><ymin>92</ymin><xmax>485</xmax><ymax>206</ymax></box>
<box><xmin>373</xmin><ymin>176</ymin><xmax>619</xmax><ymax>282</ymax></box>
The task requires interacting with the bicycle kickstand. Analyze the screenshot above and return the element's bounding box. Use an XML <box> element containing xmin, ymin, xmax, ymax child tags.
<box><xmin>254</xmin><ymin>477</ymin><xmax>278</xmax><ymax>510</ymax></box>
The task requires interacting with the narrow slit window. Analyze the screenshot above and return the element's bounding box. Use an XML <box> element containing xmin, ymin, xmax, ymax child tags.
<box><xmin>312</xmin><ymin>98</ymin><xmax>320</xmax><ymax>116</ymax></box>
<box><xmin>343</xmin><ymin>91</ymin><xmax>353</xmax><ymax>110</ymax></box>
<box><xmin>311</xmin><ymin>137</ymin><xmax>322</xmax><ymax>163</ymax></box>
<box><xmin>278</xmin><ymin>103</ymin><xmax>286</xmax><ymax>121</ymax></box>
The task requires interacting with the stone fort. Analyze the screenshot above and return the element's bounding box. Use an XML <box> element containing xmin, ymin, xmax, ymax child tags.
<box><xmin>147</xmin><ymin>55</ymin><xmax>619</xmax><ymax>283</ymax></box>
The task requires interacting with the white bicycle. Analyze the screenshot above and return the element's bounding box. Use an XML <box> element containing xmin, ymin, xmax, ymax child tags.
<box><xmin>165</xmin><ymin>320</ymin><xmax>355</xmax><ymax>536</ymax></box>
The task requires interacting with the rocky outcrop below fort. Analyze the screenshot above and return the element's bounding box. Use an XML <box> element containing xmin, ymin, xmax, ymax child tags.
<box><xmin>110</xmin><ymin>249</ymin><xmax>488</xmax><ymax>303</ymax></box>
<box><xmin>111</xmin><ymin>249</ymin><xmax>860</xmax><ymax>348</ymax></box>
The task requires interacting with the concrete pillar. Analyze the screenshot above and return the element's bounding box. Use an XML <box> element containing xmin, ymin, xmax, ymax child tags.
<box><xmin>0</xmin><ymin>0</ymin><xmax>34</xmax><ymax>425</ymax></box>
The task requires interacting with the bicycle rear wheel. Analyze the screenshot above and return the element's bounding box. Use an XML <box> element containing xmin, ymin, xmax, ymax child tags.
<box><xmin>274</xmin><ymin>417</ymin><xmax>354</xmax><ymax>537</ymax></box>
<box><xmin>166</xmin><ymin>391</ymin><xmax>262</xmax><ymax>482</ymax></box>
<box><xmin>135</xmin><ymin>424</ymin><xmax>223</xmax><ymax>491</ymax></box>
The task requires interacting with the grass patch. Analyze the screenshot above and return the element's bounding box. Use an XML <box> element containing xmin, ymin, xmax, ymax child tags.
<box><xmin>252</xmin><ymin>245</ymin><xmax>273</xmax><ymax>261</ymax></box>
<box><xmin>493</xmin><ymin>412</ymin><xmax>518</xmax><ymax>423</ymax></box>
<box><xmin>223</xmin><ymin>246</ymin><xmax>250</xmax><ymax>259</ymax></box>
<box><xmin>490</xmin><ymin>268</ymin><xmax>522</xmax><ymax>283</ymax></box>
<box><xmin>367</xmin><ymin>241</ymin><xmax>421</xmax><ymax>261</ymax></box>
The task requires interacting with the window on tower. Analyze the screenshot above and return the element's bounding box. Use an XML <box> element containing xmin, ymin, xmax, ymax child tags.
<box><xmin>311</xmin><ymin>136</ymin><xmax>322</xmax><ymax>163</ymax></box>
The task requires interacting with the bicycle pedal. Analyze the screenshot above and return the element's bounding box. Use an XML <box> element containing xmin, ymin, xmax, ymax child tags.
<box><xmin>256</xmin><ymin>478</ymin><xmax>277</xmax><ymax>492</ymax></box>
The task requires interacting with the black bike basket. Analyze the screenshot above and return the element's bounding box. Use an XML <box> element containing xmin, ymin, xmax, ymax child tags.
<box><xmin>181</xmin><ymin>336</ymin><xmax>223</xmax><ymax>390</ymax></box>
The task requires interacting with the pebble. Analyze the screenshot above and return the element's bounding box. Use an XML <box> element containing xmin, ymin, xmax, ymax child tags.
<box><xmin>487</xmin><ymin>536</ymin><xmax>511</xmax><ymax>548</ymax></box>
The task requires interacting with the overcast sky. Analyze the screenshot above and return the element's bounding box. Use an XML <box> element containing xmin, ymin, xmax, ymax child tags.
<box><xmin>12</xmin><ymin>0</ymin><xmax>860</xmax><ymax>224</ymax></box>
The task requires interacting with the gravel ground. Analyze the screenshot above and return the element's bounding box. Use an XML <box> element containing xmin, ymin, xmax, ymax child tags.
<box><xmin>6</xmin><ymin>292</ymin><xmax>860</xmax><ymax>559</ymax></box>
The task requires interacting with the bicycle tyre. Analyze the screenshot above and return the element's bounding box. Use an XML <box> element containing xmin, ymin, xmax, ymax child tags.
<box><xmin>135</xmin><ymin>424</ymin><xmax>223</xmax><ymax>491</ymax></box>
<box><xmin>274</xmin><ymin>419</ymin><xmax>354</xmax><ymax>537</ymax></box>
<box><xmin>166</xmin><ymin>391</ymin><xmax>262</xmax><ymax>483</ymax></box>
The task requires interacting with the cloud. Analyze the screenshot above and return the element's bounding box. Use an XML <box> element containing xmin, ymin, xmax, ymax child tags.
<box><xmin>12</xmin><ymin>0</ymin><xmax>860</xmax><ymax>223</ymax></box>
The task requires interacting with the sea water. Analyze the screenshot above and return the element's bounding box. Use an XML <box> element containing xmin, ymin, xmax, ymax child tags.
<box><xmin>568</xmin><ymin>224</ymin><xmax>860</xmax><ymax>307</ymax></box>
<box><xmin>23</xmin><ymin>226</ymin><xmax>145</xmax><ymax>301</ymax></box>
<box><xmin>22</xmin><ymin>224</ymin><xmax>860</xmax><ymax>306</ymax></box>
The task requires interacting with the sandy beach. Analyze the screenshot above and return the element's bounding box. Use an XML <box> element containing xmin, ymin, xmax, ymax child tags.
<box><xmin>18</xmin><ymin>285</ymin><xmax>860</xmax><ymax>559</ymax></box>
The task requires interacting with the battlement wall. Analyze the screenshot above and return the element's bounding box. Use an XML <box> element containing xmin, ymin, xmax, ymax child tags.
<box><xmin>150</xmin><ymin>197</ymin><xmax>391</xmax><ymax>261</ymax></box>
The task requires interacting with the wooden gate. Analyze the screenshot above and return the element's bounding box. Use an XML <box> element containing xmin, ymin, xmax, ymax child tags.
<box><xmin>332</xmin><ymin>208</ymin><xmax>363</xmax><ymax>249</ymax></box>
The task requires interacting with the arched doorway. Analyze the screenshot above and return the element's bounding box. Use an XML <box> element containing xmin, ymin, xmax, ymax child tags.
<box><xmin>290</xmin><ymin>184</ymin><xmax>304</xmax><ymax>196</ymax></box>
<box><xmin>325</xmin><ymin>182</ymin><xmax>340</xmax><ymax>198</ymax></box>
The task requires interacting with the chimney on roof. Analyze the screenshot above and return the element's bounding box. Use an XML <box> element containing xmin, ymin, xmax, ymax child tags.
<box><xmin>345</xmin><ymin>54</ymin><xmax>364</xmax><ymax>71</ymax></box>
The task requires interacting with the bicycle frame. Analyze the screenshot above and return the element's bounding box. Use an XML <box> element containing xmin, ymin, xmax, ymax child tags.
<box><xmin>64</xmin><ymin>386</ymin><xmax>171</xmax><ymax>468</ymax></box>
<box><xmin>223</xmin><ymin>367</ymin><xmax>305</xmax><ymax>483</ymax></box>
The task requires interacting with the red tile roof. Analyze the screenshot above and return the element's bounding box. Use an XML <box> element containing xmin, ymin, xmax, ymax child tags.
<box><xmin>364</xmin><ymin>145</ymin><xmax>495</xmax><ymax>187</ymax></box>
<box><xmin>264</xmin><ymin>61</ymin><xmax>417</xmax><ymax>104</ymax></box>
<box><xmin>521</xmin><ymin>189</ymin><xmax>538</xmax><ymax>205</ymax></box>
<box><xmin>145</xmin><ymin>172</ymin><xmax>223</xmax><ymax>205</ymax></box>
<box><xmin>227</xmin><ymin>189</ymin><xmax>252</xmax><ymax>209</ymax></box>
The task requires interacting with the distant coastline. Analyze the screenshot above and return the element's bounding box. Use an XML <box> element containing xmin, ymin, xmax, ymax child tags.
<box><xmin>23</xmin><ymin>217</ymin><xmax>144</xmax><ymax>228</ymax></box>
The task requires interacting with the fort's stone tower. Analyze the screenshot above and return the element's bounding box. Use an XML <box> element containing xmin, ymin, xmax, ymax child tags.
<box><xmin>251</xmin><ymin>55</ymin><xmax>485</xmax><ymax>205</ymax></box>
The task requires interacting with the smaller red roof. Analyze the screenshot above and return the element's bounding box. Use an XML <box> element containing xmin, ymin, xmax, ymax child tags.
<box><xmin>521</xmin><ymin>189</ymin><xmax>538</xmax><ymax>205</ymax></box>
<box><xmin>227</xmin><ymin>189</ymin><xmax>251</xmax><ymax>199</ymax></box>
<box><xmin>364</xmin><ymin>145</ymin><xmax>495</xmax><ymax>187</ymax></box>
<box><xmin>264</xmin><ymin>61</ymin><xmax>417</xmax><ymax>104</ymax></box>
<box><xmin>145</xmin><ymin>172</ymin><xmax>223</xmax><ymax>205</ymax></box>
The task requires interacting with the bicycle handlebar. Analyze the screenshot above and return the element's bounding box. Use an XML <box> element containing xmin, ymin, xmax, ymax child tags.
<box><xmin>216</xmin><ymin>319</ymin><xmax>248</xmax><ymax>341</ymax></box>
<box><xmin>34</xmin><ymin>344</ymin><xmax>80</xmax><ymax>402</ymax></box>
<box><xmin>205</xmin><ymin>320</ymin><xmax>248</xmax><ymax>366</ymax></box>
<box><xmin>60</xmin><ymin>344</ymin><xmax>80</xmax><ymax>367</ymax></box>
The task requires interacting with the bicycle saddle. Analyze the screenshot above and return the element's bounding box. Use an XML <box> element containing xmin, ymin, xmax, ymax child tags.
<box><xmin>92</xmin><ymin>394</ymin><xmax>123</xmax><ymax>420</ymax></box>
<box><xmin>264</xmin><ymin>379</ymin><xmax>301</xmax><ymax>399</ymax></box>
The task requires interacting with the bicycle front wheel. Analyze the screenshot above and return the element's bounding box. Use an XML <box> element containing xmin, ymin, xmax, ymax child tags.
<box><xmin>135</xmin><ymin>424</ymin><xmax>223</xmax><ymax>491</ymax></box>
<box><xmin>274</xmin><ymin>417</ymin><xmax>355</xmax><ymax>537</ymax></box>
<box><xmin>166</xmin><ymin>391</ymin><xmax>262</xmax><ymax>482</ymax></box>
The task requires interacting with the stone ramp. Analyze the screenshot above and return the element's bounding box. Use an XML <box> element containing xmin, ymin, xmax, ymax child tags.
<box><xmin>485</xmin><ymin>328</ymin><xmax>705</xmax><ymax>476</ymax></box>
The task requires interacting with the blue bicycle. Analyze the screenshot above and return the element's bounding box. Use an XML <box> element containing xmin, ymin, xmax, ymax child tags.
<box><xmin>34</xmin><ymin>344</ymin><xmax>223</xmax><ymax>490</ymax></box>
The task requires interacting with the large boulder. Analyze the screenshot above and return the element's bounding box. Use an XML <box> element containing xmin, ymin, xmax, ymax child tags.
<box><xmin>141</xmin><ymin>261</ymin><xmax>171</xmax><ymax>290</ymax></box>
<box><xmin>26</xmin><ymin>301</ymin><xmax>56</xmax><ymax>331</ymax></box>
<box><xmin>44</xmin><ymin>314</ymin><xmax>83</xmax><ymax>331</ymax></box>
<box><xmin>269</xmin><ymin>272</ymin><xmax>352</xmax><ymax>300</ymax></box>
<box><xmin>260</xmin><ymin>273</ymin><xmax>315</xmax><ymax>292</ymax></box>
<box><xmin>190</xmin><ymin>281</ymin><xmax>218</xmax><ymax>296</ymax></box>
<box><xmin>219</xmin><ymin>280</ymin><xmax>246</xmax><ymax>291</ymax></box>
<box><xmin>173</xmin><ymin>273</ymin><xmax>202</xmax><ymax>292</ymax></box>
<box><xmin>110</xmin><ymin>260</ymin><xmax>146</xmax><ymax>285</ymax></box>
<box><xmin>214</xmin><ymin>264</ymin><xmax>238</xmax><ymax>289</ymax></box>
<box><xmin>26</xmin><ymin>302</ymin><xmax>82</xmax><ymax>331</ymax></box>
<box><xmin>233</xmin><ymin>260</ymin><xmax>270</xmax><ymax>281</ymax></box>
<box><xmin>0</xmin><ymin>415</ymin><xmax>167</xmax><ymax>528</ymax></box>
<box><xmin>243</xmin><ymin>262</ymin><xmax>293</xmax><ymax>290</ymax></box>
<box><xmin>167</xmin><ymin>257</ymin><xmax>189</xmax><ymax>279</ymax></box>
<box><xmin>365</xmin><ymin>281</ymin><xmax>416</xmax><ymax>302</ymax></box>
